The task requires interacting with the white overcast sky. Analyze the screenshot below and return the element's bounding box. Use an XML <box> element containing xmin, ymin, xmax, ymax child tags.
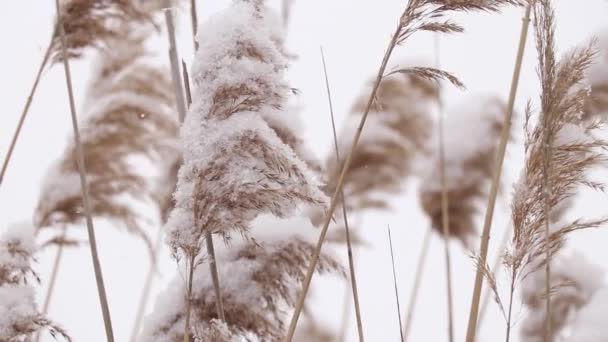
<box><xmin>1</xmin><ymin>1</ymin><xmax>608</xmax><ymax>341</ymax></box>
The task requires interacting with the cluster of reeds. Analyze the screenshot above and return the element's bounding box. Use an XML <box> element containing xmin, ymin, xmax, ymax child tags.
<box><xmin>8</xmin><ymin>0</ymin><xmax>608</xmax><ymax>341</ymax></box>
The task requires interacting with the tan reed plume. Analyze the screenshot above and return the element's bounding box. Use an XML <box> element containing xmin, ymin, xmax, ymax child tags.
<box><xmin>419</xmin><ymin>95</ymin><xmax>509</xmax><ymax>247</ymax></box>
<box><xmin>35</xmin><ymin>21</ymin><xmax>179</xmax><ymax>257</ymax></box>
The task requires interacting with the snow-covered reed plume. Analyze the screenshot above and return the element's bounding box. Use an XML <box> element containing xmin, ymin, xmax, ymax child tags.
<box><xmin>165</xmin><ymin>0</ymin><xmax>327</xmax><ymax>259</ymax></box>
<box><xmin>324</xmin><ymin>68</ymin><xmax>437</xmax><ymax>215</ymax></box>
<box><xmin>142</xmin><ymin>217</ymin><xmax>341</xmax><ymax>341</ymax></box>
<box><xmin>0</xmin><ymin>223</ymin><xmax>69</xmax><ymax>341</ymax></box>
<box><xmin>419</xmin><ymin>94</ymin><xmax>507</xmax><ymax>246</ymax></box>
<box><xmin>35</xmin><ymin>21</ymin><xmax>179</xmax><ymax>254</ymax></box>
<box><xmin>520</xmin><ymin>251</ymin><xmax>604</xmax><ymax>342</ymax></box>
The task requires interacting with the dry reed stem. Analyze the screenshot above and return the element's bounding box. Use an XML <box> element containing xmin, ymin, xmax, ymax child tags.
<box><xmin>465</xmin><ymin>5</ymin><xmax>532</xmax><ymax>341</ymax></box>
<box><xmin>181</xmin><ymin>62</ymin><xmax>227</xmax><ymax>338</ymax></box>
<box><xmin>402</xmin><ymin>228</ymin><xmax>432</xmax><ymax>341</ymax></box>
<box><xmin>435</xmin><ymin>33</ymin><xmax>455</xmax><ymax>342</ymax></box>
<box><xmin>190</xmin><ymin>0</ymin><xmax>199</xmax><ymax>50</ymax></box>
<box><xmin>164</xmin><ymin>7</ymin><xmax>187</xmax><ymax>122</ymax></box>
<box><xmin>0</xmin><ymin>27</ymin><xmax>55</xmax><ymax>189</ymax></box>
<box><xmin>320</xmin><ymin>46</ymin><xmax>365</xmax><ymax>342</ymax></box>
<box><xmin>387</xmin><ymin>225</ymin><xmax>405</xmax><ymax>342</ymax></box>
<box><xmin>129</xmin><ymin>224</ymin><xmax>165</xmax><ymax>342</ymax></box>
<box><xmin>143</xmin><ymin>236</ymin><xmax>342</xmax><ymax>341</ymax></box>
<box><xmin>55</xmin><ymin>0</ymin><xmax>114</xmax><ymax>339</ymax></box>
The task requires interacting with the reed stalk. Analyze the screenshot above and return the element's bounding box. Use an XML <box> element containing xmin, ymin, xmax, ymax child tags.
<box><xmin>55</xmin><ymin>0</ymin><xmax>115</xmax><ymax>339</ymax></box>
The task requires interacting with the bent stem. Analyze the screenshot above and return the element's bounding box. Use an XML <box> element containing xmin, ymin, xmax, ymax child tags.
<box><xmin>320</xmin><ymin>46</ymin><xmax>365</xmax><ymax>342</ymax></box>
<box><xmin>55</xmin><ymin>0</ymin><xmax>115</xmax><ymax>340</ymax></box>
<box><xmin>464</xmin><ymin>5</ymin><xmax>531</xmax><ymax>341</ymax></box>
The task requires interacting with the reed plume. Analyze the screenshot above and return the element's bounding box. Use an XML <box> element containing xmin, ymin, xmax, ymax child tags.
<box><xmin>520</xmin><ymin>251</ymin><xmax>604</xmax><ymax>341</ymax></box>
<box><xmin>51</xmin><ymin>0</ymin><xmax>155</xmax><ymax>63</ymax></box>
<box><xmin>323</xmin><ymin>66</ymin><xmax>438</xmax><ymax>216</ymax></box>
<box><xmin>419</xmin><ymin>95</ymin><xmax>508</xmax><ymax>247</ymax></box>
<box><xmin>35</xmin><ymin>21</ymin><xmax>179</xmax><ymax>256</ymax></box>
<box><xmin>0</xmin><ymin>223</ymin><xmax>70</xmax><ymax>341</ymax></box>
<box><xmin>143</xmin><ymin>217</ymin><xmax>342</xmax><ymax>341</ymax></box>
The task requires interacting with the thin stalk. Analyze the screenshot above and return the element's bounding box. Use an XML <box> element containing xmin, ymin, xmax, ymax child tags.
<box><xmin>183</xmin><ymin>255</ymin><xmax>196</xmax><ymax>342</ymax></box>
<box><xmin>190</xmin><ymin>0</ymin><xmax>199</xmax><ymax>50</ymax></box>
<box><xmin>284</xmin><ymin>20</ymin><xmax>403</xmax><ymax>342</ymax></box>
<box><xmin>129</xmin><ymin>225</ymin><xmax>164</xmax><ymax>342</ymax></box>
<box><xmin>388</xmin><ymin>225</ymin><xmax>405</xmax><ymax>342</ymax></box>
<box><xmin>541</xmin><ymin>65</ymin><xmax>553</xmax><ymax>342</ymax></box>
<box><xmin>402</xmin><ymin>228</ymin><xmax>432</xmax><ymax>342</ymax></box>
<box><xmin>55</xmin><ymin>0</ymin><xmax>114</xmax><ymax>340</ymax></box>
<box><xmin>164</xmin><ymin>7</ymin><xmax>187</xmax><ymax>122</ymax></box>
<box><xmin>0</xmin><ymin>25</ymin><xmax>56</xmax><ymax>188</ymax></box>
<box><xmin>435</xmin><ymin>33</ymin><xmax>455</xmax><ymax>342</ymax></box>
<box><xmin>182</xmin><ymin>65</ymin><xmax>226</xmax><ymax>323</ymax></box>
<box><xmin>465</xmin><ymin>6</ymin><xmax>531</xmax><ymax>341</ymax></box>
<box><xmin>504</xmin><ymin>266</ymin><xmax>517</xmax><ymax>342</ymax></box>
<box><xmin>320</xmin><ymin>46</ymin><xmax>365</xmax><ymax>342</ymax></box>
<box><xmin>34</xmin><ymin>224</ymin><xmax>67</xmax><ymax>342</ymax></box>
<box><xmin>337</xmin><ymin>283</ymin><xmax>351</xmax><ymax>342</ymax></box>
<box><xmin>206</xmin><ymin>234</ymin><xmax>226</xmax><ymax>320</ymax></box>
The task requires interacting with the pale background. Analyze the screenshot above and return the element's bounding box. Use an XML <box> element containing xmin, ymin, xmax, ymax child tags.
<box><xmin>1</xmin><ymin>1</ymin><xmax>607</xmax><ymax>341</ymax></box>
